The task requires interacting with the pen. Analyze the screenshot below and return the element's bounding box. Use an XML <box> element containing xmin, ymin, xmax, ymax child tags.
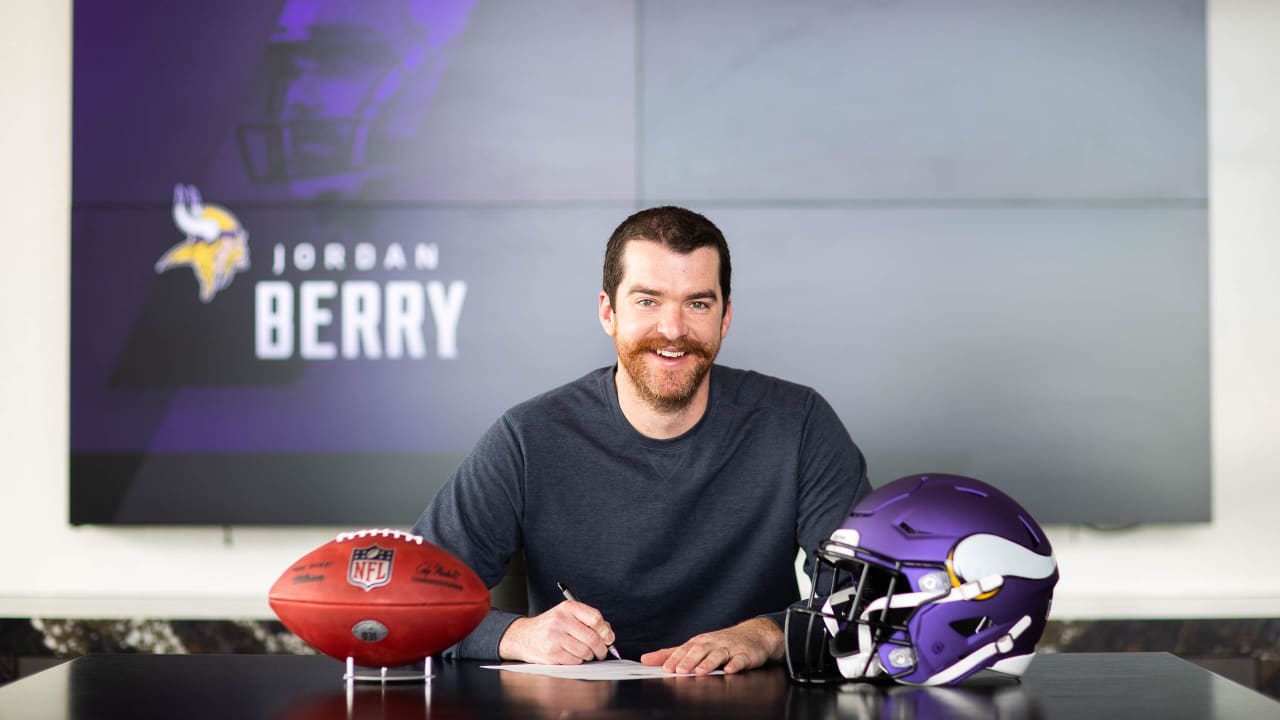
<box><xmin>557</xmin><ymin>581</ymin><xmax>622</xmax><ymax>660</ymax></box>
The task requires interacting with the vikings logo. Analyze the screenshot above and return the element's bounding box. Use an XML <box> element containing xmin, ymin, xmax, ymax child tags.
<box><xmin>155</xmin><ymin>184</ymin><xmax>250</xmax><ymax>302</ymax></box>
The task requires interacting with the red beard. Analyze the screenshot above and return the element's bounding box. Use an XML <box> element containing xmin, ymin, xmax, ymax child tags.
<box><xmin>615</xmin><ymin>336</ymin><xmax>717</xmax><ymax>412</ymax></box>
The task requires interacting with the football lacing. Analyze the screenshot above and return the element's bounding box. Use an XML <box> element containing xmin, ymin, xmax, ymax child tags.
<box><xmin>335</xmin><ymin>528</ymin><xmax>425</xmax><ymax>543</ymax></box>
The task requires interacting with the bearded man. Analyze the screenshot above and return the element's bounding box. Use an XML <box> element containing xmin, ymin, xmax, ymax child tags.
<box><xmin>413</xmin><ymin>206</ymin><xmax>869</xmax><ymax>674</ymax></box>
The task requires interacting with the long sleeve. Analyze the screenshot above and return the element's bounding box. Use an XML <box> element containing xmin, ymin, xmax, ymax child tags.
<box><xmin>412</xmin><ymin>415</ymin><xmax>527</xmax><ymax>659</ymax></box>
<box><xmin>761</xmin><ymin>390</ymin><xmax>869</xmax><ymax>630</ymax></box>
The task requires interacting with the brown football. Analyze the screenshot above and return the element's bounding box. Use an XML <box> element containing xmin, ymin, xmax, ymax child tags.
<box><xmin>269</xmin><ymin>529</ymin><xmax>489</xmax><ymax>667</ymax></box>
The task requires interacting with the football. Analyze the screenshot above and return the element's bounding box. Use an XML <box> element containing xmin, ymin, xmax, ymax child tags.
<box><xmin>269</xmin><ymin>529</ymin><xmax>490</xmax><ymax>667</ymax></box>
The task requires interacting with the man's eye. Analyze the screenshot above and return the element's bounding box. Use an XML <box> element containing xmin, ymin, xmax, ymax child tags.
<box><xmin>689</xmin><ymin>301</ymin><xmax>710</xmax><ymax>310</ymax></box>
<box><xmin>637</xmin><ymin>298</ymin><xmax>656</xmax><ymax>307</ymax></box>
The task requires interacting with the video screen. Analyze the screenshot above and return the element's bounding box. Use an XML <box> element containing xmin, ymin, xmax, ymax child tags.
<box><xmin>71</xmin><ymin>0</ymin><xmax>1208</xmax><ymax>525</ymax></box>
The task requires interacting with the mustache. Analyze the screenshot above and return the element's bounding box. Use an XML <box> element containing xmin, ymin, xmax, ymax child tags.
<box><xmin>628</xmin><ymin>337</ymin><xmax>713</xmax><ymax>359</ymax></box>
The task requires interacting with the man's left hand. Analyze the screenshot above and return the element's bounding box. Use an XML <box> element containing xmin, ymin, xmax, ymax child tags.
<box><xmin>639</xmin><ymin>617</ymin><xmax>784</xmax><ymax>675</ymax></box>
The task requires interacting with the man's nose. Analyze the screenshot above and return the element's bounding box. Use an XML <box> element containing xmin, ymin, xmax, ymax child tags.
<box><xmin>656</xmin><ymin>305</ymin><xmax>687</xmax><ymax>339</ymax></box>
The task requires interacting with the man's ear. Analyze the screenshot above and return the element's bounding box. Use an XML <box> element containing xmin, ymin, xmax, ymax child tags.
<box><xmin>599</xmin><ymin>291</ymin><xmax>616</xmax><ymax>337</ymax></box>
<box><xmin>720</xmin><ymin>299</ymin><xmax>733</xmax><ymax>339</ymax></box>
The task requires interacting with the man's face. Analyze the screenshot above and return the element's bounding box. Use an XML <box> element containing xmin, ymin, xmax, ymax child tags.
<box><xmin>599</xmin><ymin>239</ymin><xmax>732</xmax><ymax>412</ymax></box>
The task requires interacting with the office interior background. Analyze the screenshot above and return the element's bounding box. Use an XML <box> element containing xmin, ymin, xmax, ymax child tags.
<box><xmin>2</xmin><ymin>0</ymin><xmax>1279</xmax><ymax>697</ymax></box>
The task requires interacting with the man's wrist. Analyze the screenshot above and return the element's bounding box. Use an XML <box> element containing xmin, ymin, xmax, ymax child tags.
<box><xmin>498</xmin><ymin>616</ymin><xmax>529</xmax><ymax>660</ymax></box>
<box><xmin>743</xmin><ymin>616</ymin><xmax>786</xmax><ymax>661</ymax></box>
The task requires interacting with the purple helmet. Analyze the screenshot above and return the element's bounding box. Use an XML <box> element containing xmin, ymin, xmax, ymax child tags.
<box><xmin>786</xmin><ymin>474</ymin><xmax>1058</xmax><ymax>686</ymax></box>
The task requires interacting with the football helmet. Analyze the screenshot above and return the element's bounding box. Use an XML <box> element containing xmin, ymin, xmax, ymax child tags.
<box><xmin>236</xmin><ymin>0</ymin><xmax>473</xmax><ymax>194</ymax></box>
<box><xmin>786</xmin><ymin>474</ymin><xmax>1058</xmax><ymax>686</ymax></box>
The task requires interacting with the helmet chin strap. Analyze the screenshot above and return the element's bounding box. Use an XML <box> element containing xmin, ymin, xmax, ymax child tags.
<box><xmin>919</xmin><ymin>614</ymin><xmax>1033</xmax><ymax>686</ymax></box>
<box><xmin>829</xmin><ymin>585</ymin><xmax>957</xmax><ymax>679</ymax></box>
<box><xmin>835</xmin><ymin>645</ymin><xmax>885</xmax><ymax>679</ymax></box>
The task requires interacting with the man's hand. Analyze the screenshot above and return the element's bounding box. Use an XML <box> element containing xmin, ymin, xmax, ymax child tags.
<box><xmin>639</xmin><ymin>617</ymin><xmax>784</xmax><ymax>675</ymax></box>
<box><xmin>498</xmin><ymin>600</ymin><xmax>617</xmax><ymax>664</ymax></box>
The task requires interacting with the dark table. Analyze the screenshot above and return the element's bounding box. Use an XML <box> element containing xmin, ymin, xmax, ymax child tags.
<box><xmin>2</xmin><ymin>652</ymin><xmax>1278</xmax><ymax>719</ymax></box>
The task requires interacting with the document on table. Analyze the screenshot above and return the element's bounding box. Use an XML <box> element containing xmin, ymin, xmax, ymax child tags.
<box><xmin>482</xmin><ymin>659</ymin><xmax>724</xmax><ymax>680</ymax></box>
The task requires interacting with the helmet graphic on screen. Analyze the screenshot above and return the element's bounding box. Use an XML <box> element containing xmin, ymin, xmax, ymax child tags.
<box><xmin>236</xmin><ymin>0</ymin><xmax>474</xmax><ymax>197</ymax></box>
<box><xmin>786</xmin><ymin>474</ymin><xmax>1058</xmax><ymax>686</ymax></box>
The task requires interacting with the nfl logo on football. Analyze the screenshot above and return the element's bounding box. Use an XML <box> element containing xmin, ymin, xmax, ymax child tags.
<box><xmin>348</xmin><ymin>545</ymin><xmax>394</xmax><ymax>591</ymax></box>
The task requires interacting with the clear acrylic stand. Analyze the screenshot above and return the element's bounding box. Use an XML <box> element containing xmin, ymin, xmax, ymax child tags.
<box><xmin>342</xmin><ymin>656</ymin><xmax>433</xmax><ymax>684</ymax></box>
<box><xmin>342</xmin><ymin>657</ymin><xmax>433</xmax><ymax>716</ymax></box>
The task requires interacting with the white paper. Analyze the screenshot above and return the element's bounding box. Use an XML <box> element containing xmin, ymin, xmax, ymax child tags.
<box><xmin>481</xmin><ymin>659</ymin><xmax>724</xmax><ymax>680</ymax></box>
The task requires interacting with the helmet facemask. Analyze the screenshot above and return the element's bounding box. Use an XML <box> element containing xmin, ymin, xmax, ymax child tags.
<box><xmin>788</xmin><ymin>532</ymin><xmax>959</xmax><ymax>684</ymax></box>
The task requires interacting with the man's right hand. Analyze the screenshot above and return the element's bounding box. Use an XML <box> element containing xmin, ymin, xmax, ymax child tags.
<box><xmin>497</xmin><ymin>600</ymin><xmax>617</xmax><ymax>664</ymax></box>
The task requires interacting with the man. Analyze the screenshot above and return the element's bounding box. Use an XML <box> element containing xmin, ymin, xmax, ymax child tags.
<box><xmin>413</xmin><ymin>206</ymin><xmax>868</xmax><ymax>674</ymax></box>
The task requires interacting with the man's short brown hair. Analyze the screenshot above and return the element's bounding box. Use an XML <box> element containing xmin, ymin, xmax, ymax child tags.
<box><xmin>602</xmin><ymin>206</ymin><xmax>731</xmax><ymax>311</ymax></box>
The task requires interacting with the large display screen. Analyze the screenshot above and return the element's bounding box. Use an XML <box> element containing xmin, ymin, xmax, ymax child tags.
<box><xmin>71</xmin><ymin>0</ymin><xmax>1209</xmax><ymax>525</ymax></box>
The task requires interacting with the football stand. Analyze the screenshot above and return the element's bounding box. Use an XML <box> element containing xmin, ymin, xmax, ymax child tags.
<box><xmin>343</xmin><ymin>656</ymin><xmax>434</xmax><ymax>717</ymax></box>
<box><xmin>343</xmin><ymin>655</ymin><xmax>433</xmax><ymax>684</ymax></box>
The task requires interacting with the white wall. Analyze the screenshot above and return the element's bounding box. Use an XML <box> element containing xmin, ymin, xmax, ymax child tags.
<box><xmin>2</xmin><ymin>0</ymin><xmax>1276</xmax><ymax>621</ymax></box>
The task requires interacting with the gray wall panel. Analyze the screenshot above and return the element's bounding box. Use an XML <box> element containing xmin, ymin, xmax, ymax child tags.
<box><xmin>713</xmin><ymin>206</ymin><xmax>1209</xmax><ymax>522</ymax></box>
<box><xmin>641</xmin><ymin>0</ymin><xmax>1206</xmax><ymax>201</ymax></box>
<box><xmin>403</xmin><ymin>1</ymin><xmax>637</xmax><ymax>202</ymax></box>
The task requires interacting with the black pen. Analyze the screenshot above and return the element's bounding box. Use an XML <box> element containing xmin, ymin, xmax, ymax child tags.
<box><xmin>557</xmin><ymin>581</ymin><xmax>622</xmax><ymax>660</ymax></box>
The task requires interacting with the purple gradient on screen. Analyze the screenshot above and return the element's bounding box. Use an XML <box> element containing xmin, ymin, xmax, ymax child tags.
<box><xmin>237</xmin><ymin>0</ymin><xmax>474</xmax><ymax>198</ymax></box>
